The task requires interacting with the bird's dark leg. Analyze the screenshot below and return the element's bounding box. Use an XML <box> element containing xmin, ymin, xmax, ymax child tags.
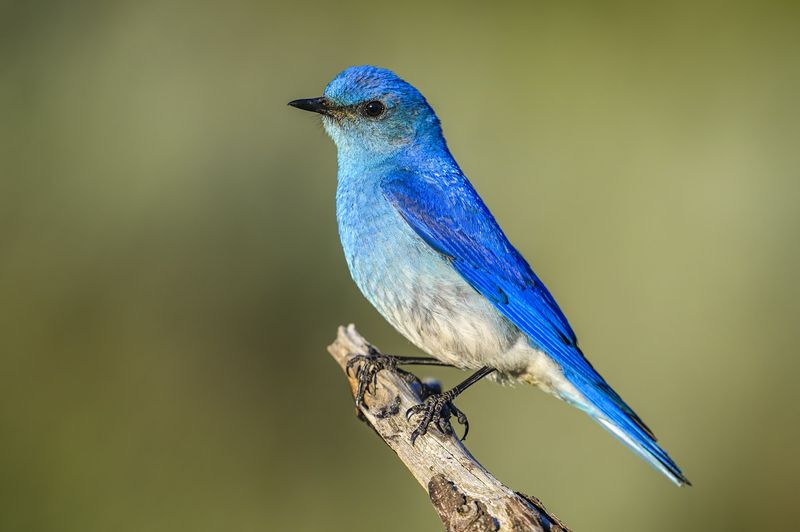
<box><xmin>390</xmin><ymin>356</ymin><xmax>455</xmax><ymax>366</ymax></box>
<box><xmin>346</xmin><ymin>346</ymin><xmax>455</xmax><ymax>409</ymax></box>
<box><xmin>407</xmin><ymin>366</ymin><xmax>495</xmax><ymax>444</ymax></box>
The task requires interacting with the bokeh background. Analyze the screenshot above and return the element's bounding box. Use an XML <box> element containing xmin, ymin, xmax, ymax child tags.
<box><xmin>2</xmin><ymin>1</ymin><xmax>799</xmax><ymax>530</ymax></box>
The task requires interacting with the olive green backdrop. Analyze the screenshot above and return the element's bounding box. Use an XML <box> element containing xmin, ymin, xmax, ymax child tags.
<box><xmin>2</xmin><ymin>1</ymin><xmax>798</xmax><ymax>530</ymax></box>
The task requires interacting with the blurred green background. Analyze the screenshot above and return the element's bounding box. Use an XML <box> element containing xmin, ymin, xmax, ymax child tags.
<box><xmin>2</xmin><ymin>1</ymin><xmax>799</xmax><ymax>530</ymax></box>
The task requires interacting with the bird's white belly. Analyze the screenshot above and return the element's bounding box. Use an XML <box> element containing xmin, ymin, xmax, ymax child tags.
<box><xmin>367</xmin><ymin>258</ymin><xmax>585</xmax><ymax>403</ymax></box>
<box><xmin>380</xmin><ymin>269</ymin><xmax>520</xmax><ymax>369</ymax></box>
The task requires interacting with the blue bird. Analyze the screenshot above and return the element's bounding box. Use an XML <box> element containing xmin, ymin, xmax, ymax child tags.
<box><xmin>289</xmin><ymin>65</ymin><xmax>689</xmax><ymax>486</ymax></box>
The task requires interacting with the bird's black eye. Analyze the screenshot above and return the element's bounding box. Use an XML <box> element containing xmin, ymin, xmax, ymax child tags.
<box><xmin>362</xmin><ymin>100</ymin><xmax>386</xmax><ymax>118</ymax></box>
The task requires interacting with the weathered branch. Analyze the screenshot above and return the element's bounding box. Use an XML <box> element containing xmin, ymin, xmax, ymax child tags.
<box><xmin>328</xmin><ymin>324</ymin><xmax>570</xmax><ymax>532</ymax></box>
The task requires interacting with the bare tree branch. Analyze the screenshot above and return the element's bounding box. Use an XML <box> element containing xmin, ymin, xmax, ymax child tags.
<box><xmin>328</xmin><ymin>324</ymin><xmax>570</xmax><ymax>532</ymax></box>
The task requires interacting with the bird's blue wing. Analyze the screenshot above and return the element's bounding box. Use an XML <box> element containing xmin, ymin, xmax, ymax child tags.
<box><xmin>383</xmin><ymin>169</ymin><xmax>689</xmax><ymax>485</ymax></box>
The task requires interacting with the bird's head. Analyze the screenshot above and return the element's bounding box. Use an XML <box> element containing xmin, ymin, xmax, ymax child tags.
<box><xmin>289</xmin><ymin>66</ymin><xmax>444</xmax><ymax>163</ymax></box>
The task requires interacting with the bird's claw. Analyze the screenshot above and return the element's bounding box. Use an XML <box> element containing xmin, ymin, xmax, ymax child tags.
<box><xmin>346</xmin><ymin>346</ymin><xmax>398</xmax><ymax>410</ymax></box>
<box><xmin>406</xmin><ymin>392</ymin><xmax>469</xmax><ymax>445</ymax></box>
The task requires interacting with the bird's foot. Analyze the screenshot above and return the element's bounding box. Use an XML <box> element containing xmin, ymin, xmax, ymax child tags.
<box><xmin>346</xmin><ymin>346</ymin><xmax>400</xmax><ymax>410</ymax></box>
<box><xmin>406</xmin><ymin>391</ymin><xmax>469</xmax><ymax>445</ymax></box>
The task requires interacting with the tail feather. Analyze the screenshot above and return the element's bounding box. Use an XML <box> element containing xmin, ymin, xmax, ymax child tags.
<box><xmin>574</xmin><ymin>377</ymin><xmax>691</xmax><ymax>486</ymax></box>
<box><xmin>596</xmin><ymin>415</ymin><xmax>691</xmax><ymax>486</ymax></box>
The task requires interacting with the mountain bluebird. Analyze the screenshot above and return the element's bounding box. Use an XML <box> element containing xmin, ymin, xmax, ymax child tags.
<box><xmin>289</xmin><ymin>66</ymin><xmax>689</xmax><ymax>486</ymax></box>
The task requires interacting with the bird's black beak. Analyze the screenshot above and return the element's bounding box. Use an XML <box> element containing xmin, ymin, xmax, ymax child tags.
<box><xmin>288</xmin><ymin>97</ymin><xmax>332</xmax><ymax>115</ymax></box>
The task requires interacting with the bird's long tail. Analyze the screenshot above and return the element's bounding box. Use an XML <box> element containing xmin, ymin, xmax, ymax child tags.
<box><xmin>593</xmin><ymin>412</ymin><xmax>691</xmax><ymax>486</ymax></box>
<box><xmin>570</xmin><ymin>375</ymin><xmax>691</xmax><ymax>486</ymax></box>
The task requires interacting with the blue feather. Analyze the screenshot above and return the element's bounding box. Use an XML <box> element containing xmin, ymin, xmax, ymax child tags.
<box><xmin>291</xmin><ymin>65</ymin><xmax>689</xmax><ymax>486</ymax></box>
